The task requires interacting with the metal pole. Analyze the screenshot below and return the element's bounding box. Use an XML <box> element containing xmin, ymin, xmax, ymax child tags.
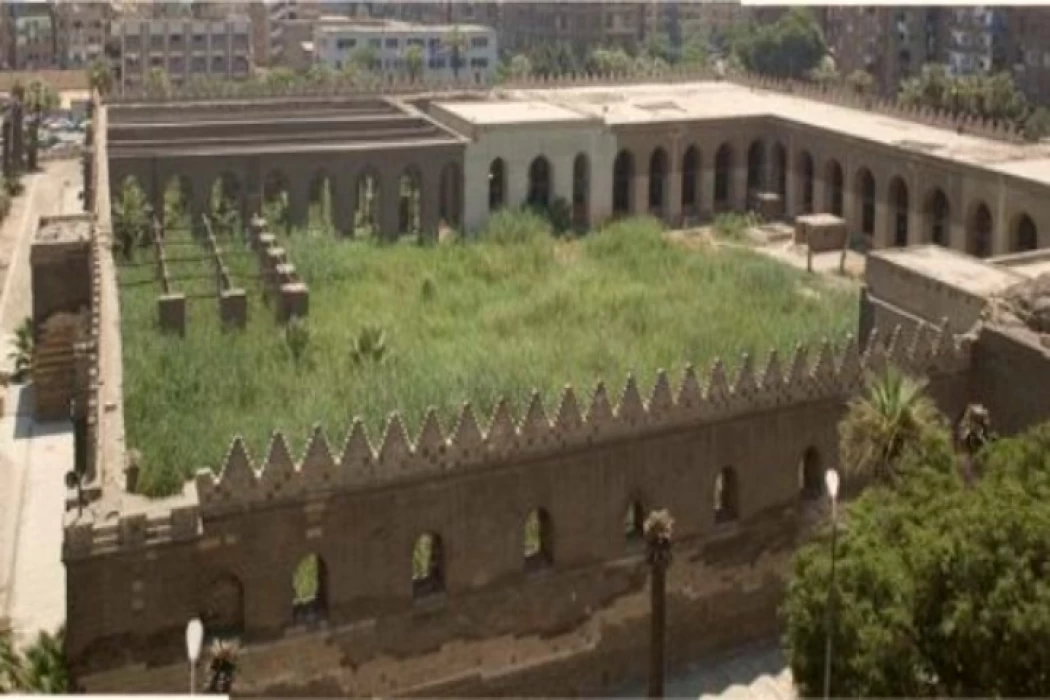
<box><xmin>189</xmin><ymin>660</ymin><xmax>196</xmax><ymax>696</ymax></box>
<box><xmin>823</xmin><ymin>502</ymin><xmax>839</xmax><ymax>700</ymax></box>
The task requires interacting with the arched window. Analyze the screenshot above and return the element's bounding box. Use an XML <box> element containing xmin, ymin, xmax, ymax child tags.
<box><xmin>412</xmin><ymin>533</ymin><xmax>445</xmax><ymax>598</ymax></box>
<box><xmin>523</xmin><ymin>508</ymin><xmax>553</xmax><ymax>571</ymax></box>
<box><xmin>798</xmin><ymin>447</ymin><xmax>822</xmax><ymax>501</ymax></box>
<box><xmin>714</xmin><ymin>467</ymin><xmax>739</xmax><ymax>524</ymax></box>
<box><xmin>927</xmin><ymin>189</ymin><xmax>950</xmax><ymax>246</ymax></box>
<box><xmin>889</xmin><ymin>177</ymin><xmax>909</xmax><ymax>247</ymax></box>
<box><xmin>613</xmin><ymin>150</ymin><xmax>634</xmax><ymax>216</ymax></box>
<box><xmin>488</xmin><ymin>158</ymin><xmax>506</xmax><ymax>212</ymax></box>
<box><xmin>291</xmin><ymin>554</ymin><xmax>328</xmax><ymax>624</ymax></box>
<box><xmin>825</xmin><ymin>160</ymin><xmax>844</xmax><ymax>216</ymax></box>
<box><xmin>648</xmin><ymin>147</ymin><xmax>668</xmax><ymax>215</ymax></box>
<box><xmin>1015</xmin><ymin>213</ymin><xmax>1037</xmax><ymax>252</ymax></box>
<box><xmin>714</xmin><ymin>143</ymin><xmax>733</xmax><ymax>209</ymax></box>
<box><xmin>624</xmin><ymin>499</ymin><xmax>644</xmax><ymax>542</ymax></box>
<box><xmin>681</xmin><ymin>145</ymin><xmax>699</xmax><ymax>212</ymax></box>
<box><xmin>527</xmin><ymin>156</ymin><xmax>552</xmax><ymax>209</ymax></box>
<box><xmin>968</xmin><ymin>202</ymin><xmax>993</xmax><ymax>258</ymax></box>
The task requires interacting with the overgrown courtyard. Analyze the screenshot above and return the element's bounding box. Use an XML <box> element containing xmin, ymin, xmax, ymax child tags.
<box><xmin>117</xmin><ymin>210</ymin><xmax>858</xmax><ymax>497</ymax></box>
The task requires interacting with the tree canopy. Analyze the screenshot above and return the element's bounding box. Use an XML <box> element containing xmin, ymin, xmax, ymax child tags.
<box><xmin>782</xmin><ymin>406</ymin><xmax>1050</xmax><ymax>696</ymax></box>
<box><xmin>730</xmin><ymin>8</ymin><xmax>827</xmax><ymax>80</ymax></box>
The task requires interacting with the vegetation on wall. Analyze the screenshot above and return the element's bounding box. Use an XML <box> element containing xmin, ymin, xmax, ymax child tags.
<box><xmin>782</xmin><ymin>372</ymin><xmax>1050</xmax><ymax>697</ymax></box>
<box><xmin>118</xmin><ymin>213</ymin><xmax>857</xmax><ymax>497</ymax></box>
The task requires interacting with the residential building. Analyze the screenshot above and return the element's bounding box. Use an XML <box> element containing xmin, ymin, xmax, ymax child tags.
<box><xmin>247</xmin><ymin>0</ymin><xmax>293</xmax><ymax>66</ymax></box>
<box><xmin>111</xmin><ymin>14</ymin><xmax>253</xmax><ymax>92</ymax></box>
<box><xmin>1006</xmin><ymin>7</ymin><xmax>1050</xmax><ymax>106</ymax></box>
<box><xmin>944</xmin><ymin>6</ymin><xmax>1007</xmax><ymax>77</ymax></box>
<box><xmin>498</xmin><ymin>3</ymin><xmax>649</xmax><ymax>57</ymax></box>
<box><xmin>4</xmin><ymin>2</ymin><xmax>58</xmax><ymax>69</ymax></box>
<box><xmin>56</xmin><ymin>1</ymin><xmax>113</xmax><ymax>69</ymax></box>
<box><xmin>311</xmin><ymin>19</ymin><xmax>498</xmax><ymax>83</ymax></box>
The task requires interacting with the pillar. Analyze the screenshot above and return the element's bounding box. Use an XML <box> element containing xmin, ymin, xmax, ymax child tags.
<box><xmin>784</xmin><ymin>149</ymin><xmax>797</xmax><ymax>221</ymax></box>
<box><xmin>667</xmin><ymin>145</ymin><xmax>683</xmax><ymax>228</ymax></box>
<box><xmin>731</xmin><ymin>162</ymin><xmax>748</xmax><ymax>212</ymax></box>
<box><xmin>421</xmin><ymin>169</ymin><xmax>441</xmax><ymax>241</ymax></box>
<box><xmin>288</xmin><ymin>179</ymin><xmax>310</xmax><ymax>231</ymax></box>
<box><xmin>380</xmin><ymin>172</ymin><xmax>400</xmax><ymax>241</ymax></box>
<box><xmin>633</xmin><ymin>172</ymin><xmax>649</xmax><ymax>218</ymax></box>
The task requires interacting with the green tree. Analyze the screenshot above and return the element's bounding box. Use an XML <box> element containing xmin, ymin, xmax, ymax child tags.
<box><xmin>350</xmin><ymin>46</ymin><xmax>379</xmax><ymax>73</ymax></box>
<box><xmin>262</xmin><ymin>67</ymin><xmax>297</xmax><ymax>90</ymax></box>
<box><xmin>1024</xmin><ymin>106</ymin><xmax>1050</xmax><ymax>142</ymax></box>
<box><xmin>846</xmin><ymin>68</ymin><xmax>873</xmax><ymax>95</ymax></box>
<box><xmin>0</xmin><ymin>627</ymin><xmax>69</xmax><ymax>693</ymax></box>
<box><xmin>508</xmin><ymin>53</ymin><xmax>533</xmax><ymax>80</ymax></box>
<box><xmin>9</xmin><ymin>316</ymin><xmax>34</xmax><ymax>383</ymax></box>
<box><xmin>87</xmin><ymin>58</ymin><xmax>114</xmax><ymax>96</ymax></box>
<box><xmin>588</xmin><ymin>48</ymin><xmax>633</xmax><ymax>76</ymax></box>
<box><xmin>404</xmin><ymin>44</ymin><xmax>424</xmax><ymax>81</ymax></box>
<box><xmin>731</xmin><ymin>8</ymin><xmax>827</xmax><ymax>80</ymax></box>
<box><xmin>143</xmin><ymin>67</ymin><xmax>173</xmax><ymax>99</ymax></box>
<box><xmin>838</xmin><ymin>366</ymin><xmax>943</xmax><ymax>486</ymax></box>
<box><xmin>112</xmin><ymin>177</ymin><xmax>153</xmax><ymax>259</ymax></box>
<box><xmin>807</xmin><ymin>54</ymin><xmax>839</xmax><ymax>85</ymax></box>
<box><xmin>305</xmin><ymin>63</ymin><xmax>336</xmax><ymax>86</ymax></box>
<box><xmin>444</xmin><ymin>26</ymin><xmax>466</xmax><ymax>80</ymax></box>
<box><xmin>783</xmin><ymin>421</ymin><xmax>1050</xmax><ymax>697</ymax></box>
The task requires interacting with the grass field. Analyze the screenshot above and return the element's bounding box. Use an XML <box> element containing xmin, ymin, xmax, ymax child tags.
<box><xmin>118</xmin><ymin>213</ymin><xmax>858</xmax><ymax>497</ymax></box>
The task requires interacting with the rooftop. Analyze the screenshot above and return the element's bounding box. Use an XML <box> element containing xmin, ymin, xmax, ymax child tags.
<box><xmin>874</xmin><ymin>245</ymin><xmax>1026</xmax><ymax>298</ymax></box>
<box><xmin>313</xmin><ymin>18</ymin><xmax>493</xmax><ymax>34</ymax></box>
<box><xmin>434</xmin><ymin>99</ymin><xmax>595</xmax><ymax>127</ymax></box>
<box><xmin>499</xmin><ymin>82</ymin><xmax>1050</xmax><ymax>188</ymax></box>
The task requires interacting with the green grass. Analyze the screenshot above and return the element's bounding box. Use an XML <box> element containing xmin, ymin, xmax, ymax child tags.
<box><xmin>119</xmin><ymin>214</ymin><xmax>858</xmax><ymax>497</ymax></box>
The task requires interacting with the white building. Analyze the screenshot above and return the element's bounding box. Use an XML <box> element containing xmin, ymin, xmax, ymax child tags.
<box><xmin>311</xmin><ymin>19</ymin><xmax>498</xmax><ymax>83</ymax></box>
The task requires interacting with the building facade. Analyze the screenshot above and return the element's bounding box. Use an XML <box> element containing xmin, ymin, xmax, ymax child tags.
<box><xmin>944</xmin><ymin>6</ymin><xmax>1007</xmax><ymax>77</ymax></box>
<box><xmin>56</xmin><ymin>2</ymin><xmax>113</xmax><ymax>69</ymax></box>
<box><xmin>1006</xmin><ymin>6</ymin><xmax>1050</xmax><ymax>106</ymax></box>
<box><xmin>312</xmin><ymin>19</ymin><xmax>497</xmax><ymax>83</ymax></box>
<box><xmin>5</xmin><ymin>2</ymin><xmax>58</xmax><ymax>70</ymax></box>
<box><xmin>111</xmin><ymin>15</ymin><xmax>252</xmax><ymax>92</ymax></box>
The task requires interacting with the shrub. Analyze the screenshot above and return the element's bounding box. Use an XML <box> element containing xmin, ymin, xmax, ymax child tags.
<box><xmin>546</xmin><ymin>197</ymin><xmax>573</xmax><ymax>237</ymax></box>
<box><xmin>284</xmin><ymin>317</ymin><xmax>311</xmax><ymax>365</ymax></box>
<box><xmin>349</xmin><ymin>325</ymin><xmax>388</xmax><ymax>366</ymax></box>
<box><xmin>713</xmin><ymin>212</ymin><xmax>760</xmax><ymax>242</ymax></box>
<box><xmin>478</xmin><ymin>207</ymin><xmax>551</xmax><ymax>245</ymax></box>
<box><xmin>420</xmin><ymin>276</ymin><xmax>437</xmax><ymax>302</ymax></box>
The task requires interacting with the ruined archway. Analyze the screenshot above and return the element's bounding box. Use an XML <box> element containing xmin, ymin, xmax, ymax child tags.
<box><xmin>523</xmin><ymin>508</ymin><xmax>554</xmax><ymax>571</ymax></box>
<box><xmin>855</xmin><ymin>167</ymin><xmax>876</xmax><ymax>241</ymax></box>
<box><xmin>798</xmin><ymin>447</ymin><xmax>822</xmax><ymax>501</ymax></box>
<box><xmin>967</xmin><ymin>201</ymin><xmax>993</xmax><ymax>258</ymax></box>
<box><xmin>714</xmin><ymin>143</ymin><xmax>733</xmax><ymax>210</ymax></box>
<box><xmin>527</xmin><ymin>156</ymin><xmax>552</xmax><ymax>209</ymax></box>
<box><xmin>1014</xmin><ymin>212</ymin><xmax>1037</xmax><ymax>252</ymax></box>
<box><xmin>798</xmin><ymin>151</ymin><xmax>814</xmax><ymax>215</ymax></box>
<box><xmin>291</xmin><ymin>554</ymin><xmax>328</xmax><ymax>625</ymax></box>
<box><xmin>825</xmin><ymin>159</ymin><xmax>844</xmax><ymax>216</ymax></box>
<box><xmin>714</xmin><ymin>466</ymin><xmax>739</xmax><ymax>524</ymax></box>
<box><xmin>398</xmin><ymin>167</ymin><xmax>422</xmax><ymax>236</ymax></box>
<box><xmin>488</xmin><ymin>158</ymin><xmax>506</xmax><ymax>212</ymax></box>
<box><xmin>889</xmin><ymin>176</ymin><xmax>909</xmax><ymax>247</ymax></box>
<box><xmin>572</xmin><ymin>153</ymin><xmax>589</xmax><ymax>231</ymax></box>
<box><xmin>681</xmin><ymin>145</ymin><xmax>700</xmax><ymax>214</ymax></box>
<box><xmin>354</xmin><ymin>170</ymin><xmax>380</xmax><ymax>237</ymax></box>
<box><xmin>926</xmin><ymin>188</ymin><xmax>950</xmax><ymax>246</ymax></box>
<box><xmin>648</xmin><ymin>147</ymin><xmax>668</xmax><ymax>216</ymax></box>
<box><xmin>746</xmin><ymin>139</ymin><xmax>765</xmax><ymax>194</ymax></box>
<box><xmin>612</xmin><ymin>149</ymin><xmax>634</xmax><ymax>216</ymax></box>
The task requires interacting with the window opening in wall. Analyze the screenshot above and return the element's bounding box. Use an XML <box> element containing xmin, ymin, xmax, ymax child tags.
<box><xmin>523</xmin><ymin>508</ymin><xmax>553</xmax><ymax>571</ymax></box>
<box><xmin>799</xmin><ymin>447</ymin><xmax>822</xmax><ymax>501</ymax></box>
<box><xmin>624</xmin><ymin>500</ymin><xmax>644</xmax><ymax>541</ymax></box>
<box><xmin>412</xmin><ymin>533</ymin><xmax>445</xmax><ymax>598</ymax></box>
<box><xmin>291</xmin><ymin>554</ymin><xmax>327</xmax><ymax>625</ymax></box>
<box><xmin>714</xmin><ymin>466</ymin><xmax>739</xmax><ymax>524</ymax></box>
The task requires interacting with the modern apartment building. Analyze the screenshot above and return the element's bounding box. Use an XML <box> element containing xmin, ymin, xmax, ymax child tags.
<box><xmin>56</xmin><ymin>1</ymin><xmax>113</xmax><ymax>69</ymax></box>
<box><xmin>312</xmin><ymin>19</ymin><xmax>497</xmax><ymax>83</ymax></box>
<box><xmin>3</xmin><ymin>2</ymin><xmax>58</xmax><ymax>69</ymax></box>
<box><xmin>497</xmin><ymin>3</ymin><xmax>648</xmax><ymax>57</ymax></box>
<box><xmin>944</xmin><ymin>6</ymin><xmax>1007</xmax><ymax>76</ymax></box>
<box><xmin>1006</xmin><ymin>6</ymin><xmax>1050</xmax><ymax>106</ymax></box>
<box><xmin>111</xmin><ymin>14</ymin><xmax>252</xmax><ymax>92</ymax></box>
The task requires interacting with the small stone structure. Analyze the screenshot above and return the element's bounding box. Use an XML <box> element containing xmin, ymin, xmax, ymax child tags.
<box><xmin>248</xmin><ymin>215</ymin><xmax>309</xmax><ymax>323</ymax></box>
<box><xmin>751</xmin><ymin>191</ymin><xmax>783</xmax><ymax>221</ymax></box>
<box><xmin>795</xmin><ymin>213</ymin><xmax>847</xmax><ymax>253</ymax></box>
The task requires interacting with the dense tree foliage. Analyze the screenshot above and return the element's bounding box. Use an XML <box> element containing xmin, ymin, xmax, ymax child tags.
<box><xmin>729</xmin><ymin>9</ymin><xmax>827</xmax><ymax>80</ymax></box>
<box><xmin>0</xmin><ymin>628</ymin><xmax>69</xmax><ymax>693</ymax></box>
<box><xmin>113</xmin><ymin>177</ymin><xmax>153</xmax><ymax>259</ymax></box>
<box><xmin>783</xmin><ymin>393</ymin><xmax>1050</xmax><ymax>696</ymax></box>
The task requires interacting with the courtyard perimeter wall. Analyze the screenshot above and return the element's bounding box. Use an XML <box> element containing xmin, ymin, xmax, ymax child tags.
<box><xmin>64</xmin><ymin>322</ymin><xmax>973</xmax><ymax>694</ymax></box>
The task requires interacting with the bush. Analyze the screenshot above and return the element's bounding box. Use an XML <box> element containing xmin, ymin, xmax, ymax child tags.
<box><xmin>546</xmin><ymin>197</ymin><xmax>573</xmax><ymax>237</ymax></box>
<box><xmin>477</xmin><ymin>207</ymin><xmax>552</xmax><ymax>245</ymax></box>
<box><xmin>713</xmin><ymin>212</ymin><xmax>760</xmax><ymax>242</ymax></box>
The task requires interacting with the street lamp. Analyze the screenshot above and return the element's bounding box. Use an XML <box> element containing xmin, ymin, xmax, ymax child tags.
<box><xmin>822</xmin><ymin>468</ymin><xmax>841</xmax><ymax>700</ymax></box>
<box><xmin>186</xmin><ymin>618</ymin><xmax>204</xmax><ymax>696</ymax></box>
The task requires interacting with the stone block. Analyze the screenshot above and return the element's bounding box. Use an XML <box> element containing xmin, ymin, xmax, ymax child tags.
<box><xmin>264</xmin><ymin>246</ymin><xmax>286</xmax><ymax>271</ymax></box>
<box><xmin>794</xmin><ymin>213</ymin><xmax>847</xmax><ymax>253</ymax></box>
<box><xmin>157</xmin><ymin>293</ymin><xmax>186</xmax><ymax>336</ymax></box>
<box><xmin>248</xmin><ymin>215</ymin><xmax>266</xmax><ymax>248</ymax></box>
<box><xmin>278</xmin><ymin>282</ymin><xmax>309</xmax><ymax>323</ymax></box>
<box><xmin>750</xmin><ymin>191</ymin><xmax>783</xmax><ymax>221</ymax></box>
<box><xmin>219</xmin><ymin>288</ymin><xmax>247</xmax><ymax>329</ymax></box>
<box><xmin>274</xmin><ymin>263</ymin><xmax>297</xmax><ymax>284</ymax></box>
<box><xmin>257</xmin><ymin>232</ymin><xmax>276</xmax><ymax>252</ymax></box>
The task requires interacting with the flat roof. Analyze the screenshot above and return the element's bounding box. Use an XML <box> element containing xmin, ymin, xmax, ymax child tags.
<box><xmin>499</xmin><ymin>81</ymin><xmax>1050</xmax><ymax>187</ymax></box>
<box><xmin>314</xmin><ymin>19</ymin><xmax>492</xmax><ymax>34</ymax></box>
<box><xmin>435</xmin><ymin>100</ymin><xmax>593</xmax><ymax>126</ymax></box>
<box><xmin>874</xmin><ymin>245</ymin><xmax>1026</xmax><ymax>298</ymax></box>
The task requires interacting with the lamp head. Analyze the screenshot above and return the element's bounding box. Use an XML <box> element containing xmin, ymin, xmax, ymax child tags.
<box><xmin>186</xmin><ymin>618</ymin><xmax>204</xmax><ymax>663</ymax></box>
<box><xmin>825</xmin><ymin>468</ymin><xmax>841</xmax><ymax>502</ymax></box>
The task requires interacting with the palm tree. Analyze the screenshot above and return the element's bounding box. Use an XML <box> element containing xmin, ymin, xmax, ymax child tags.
<box><xmin>87</xmin><ymin>58</ymin><xmax>114</xmax><ymax>97</ymax></box>
<box><xmin>0</xmin><ymin>627</ymin><xmax>68</xmax><ymax>693</ymax></box>
<box><xmin>644</xmin><ymin>509</ymin><xmax>674</xmax><ymax>698</ymax></box>
<box><xmin>839</xmin><ymin>366</ymin><xmax>942</xmax><ymax>486</ymax></box>
<box><xmin>404</xmin><ymin>45</ymin><xmax>424</xmax><ymax>82</ymax></box>
<box><xmin>9</xmin><ymin>316</ymin><xmax>34</xmax><ymax>383</ymax></box>
<box><xmin>444</xmin><ymin>26</ymin><xmax>466</xmax><ymax>81</ymax></box>
<box><xmin>1</xmin><ymin>627</ymin><xmax>24</xmax><ymax>692</ymax></box>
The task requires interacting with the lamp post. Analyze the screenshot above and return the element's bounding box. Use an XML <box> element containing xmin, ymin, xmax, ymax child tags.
<box><xmin>822</xmin><ymin>468</ymin><xmax>841</xmax><ymax>700</ymax></box>
<box><xmin>186</xmin><ymin>618</ymin><xmax>203</xmax><ymax>696</ymax></box>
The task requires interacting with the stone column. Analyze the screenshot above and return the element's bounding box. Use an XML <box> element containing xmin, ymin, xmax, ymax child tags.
<box><xmin>698</xmin><ymin>165</ymin><xmax>714</xmax><ymax>221</ymax></box>
<box><xmin>907</xmin><ymin>201</ymin><xmax>925</xmax><ymax>246</ymax></box>
<box><xmin>420</xmin><ymin>168</ymin><xmax>441</xmax><ymax>241</ymax></box>
<box><xmin>872</xmin><ymin>197</ymin><xmax>890</xmax><ymax>250</ymax></box>
<box><xmin>287</xmin><ymin>178</ymin><xmax>310</xmax><ymax>231</ymax></box>
<box><xmin>380</xmin><ymin>172</ymin><xmax>401</xmax><ymax>241</ymax></box>
<box><xmin>633</xmin><ymin>172</ymin><xmax>650</xmax><ymax>218</ymax></box>
<box><xmin>667</xmin><ymin>141</ymin><xmax>683</xmax><ymax>228</ymax></box>
<box><xmin>731</xmin><ymin>162</ymin><xmax>748</xmax><ymax>212</ymax></box>
<box><xmin>993</xmin><ymin>178</ymin><xmax>1010</xmax><ymax>255</ymax></box>
<box><xmin>784</xmin><ymin>146</ymin><xmax>797</xmax><ymax>221</ymax></box>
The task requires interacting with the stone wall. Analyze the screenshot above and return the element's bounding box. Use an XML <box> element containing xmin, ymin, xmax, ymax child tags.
<box><xmin>972</xmin><ymin>325</ymin><xmax>1050</xmax><ymax>435</ymax></box>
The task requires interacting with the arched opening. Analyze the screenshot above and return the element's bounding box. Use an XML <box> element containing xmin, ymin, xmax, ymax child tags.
<box><xmin>200</xmin><ymin>574</ymin><xmax>244</xmax><ymax>638</ymax></box>
<box><xmin>572</xmin><ymin>153</ymin><xmax>589</xmax><ymax>231</ymax></box>
<box><xmin>162</xmin><ymin>175</ymin><xmax>192</xmax><ymax>230</ymax></box>
<box><xmin>439</xmin><ymin>161</ymin><xmax>462</xmax><ymax>230</ymax></box>
<box><xmin>798</xmin><ymin>151</ymin><xmax>814</xmax><ymax>215</ymax></box>
<box><xmin>967</xmin><ymin>201</ymin><xmax>993</xmax><ymax>258</ymax></box>
<box><xmin>308</xmin><ymin>170</ymin><xmax>334</xmax><ymax>232</ymax></box>
<box><xmin>648</xmin><ymin>147</ymin><xmax>668</xmax><ymax>216</ymax></box>
<box><xmin>889</xmin><ymin>177</ymin><xmax>909</xmax><ymax>247</ymax></box>
<box><xmin>714</xmin><ymin>466</ymin><xmax>739</xmax><ymax>524</ymax></box>
<box><xmin>746</xmin><ymin>140</ymin><xmax>765</xmax><ymax>194</ymax></box>
<box><xmin>488</xmin><ymin>158</ymin><xmax>505</xmax><ymax>212</ymax></box>
<box><xmin>412</xmin><ymin>533</ymin><xmax>445</xmax><ymax>598</ymax></box>
<box><xmin>798</xmin><ymin>447</ymin><xmax>822</xmax><ymax>501</ymax></box>
<box><xmin>771</xmin><ymin>142</ymin><xmax>787</xmax><ymax>201</ymax></box>
<box><xmin>354</xmin><ymin>171</ymin><xmax>380</xmax><ymax>237</ymax></box>
<box><xmin>291</xmin><ymin>554</ymin><xmax>328</xmax><ymax>624</ymax></box>
<box><xmin>523</xmin><ymin>508</ymin><xmax>554</xmax><ymax>571</ymax></box>
<box><xmin>624</xmin><ymin>499</ymin><xmax>644</xmax><ymax>542</ymax></box>
<box><xmin>714</xmin><ymin>143</ymin><xmax>733</xmax><ymax>210</ymax></box>
<box><xmin>263</xmin><ymin>170</ymin><xmax>290</xmax><ymax>232</ymax></box>
<box><xmin>527</xmin><ymin>156</ymin><xmax>552</xmax><ymax>209</ymax></box>
<box><xmin>612</xmin><ymin>149</ymin><xmax>634</xmax><ymax>216</ymax></box>
<box><xmin>855</xmin><ymin>167</ymin><xmax>876</xmax><ymax>241</ymax></box>
<box><xmin>825</xmin><ymin>160</ymin><xmax>844</xmax><ymax>216</ymax></box>
<box><xmin>398</xmin><ymin>167</ymin><xmax>422</xmax><ymax>236</ymax></box>
<box><xmin>681</xmin><ymin>145</ymin><xmax>699</xmax><ymax>214</ymax></box>
<box><xmin>927</xmin><ymin>189</ymin><xmax>950</xmax><ymax>246</ymax></box>
<box><xmin>1014</xmin><ymin>213</ymin><xmax>1038</xmax><ymax>252</ymax></box>
<box><xmin>210</xmin><ymin>172</ymin><xmax>241</xmax><ymax>236</ymax></box>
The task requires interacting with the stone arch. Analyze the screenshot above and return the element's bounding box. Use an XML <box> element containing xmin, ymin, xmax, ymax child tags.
<box><xmin>200</xmin><ymin>573</ymin><xmax>244</xmax><ymax>637</ymax></box>
<box><xmin>681</xmin><ymin>144</ymin><xmax>700</xmax><ymax>214</ymax></box>
<box><xmin>354</xmin><ymin>169</ymin><xmax>380</xmax><ymax>237</ymax></box>
<box><xmin>926</xmin><ymin>188</ymin><xmax>950</xmax><ymax>246</ymax></box>
<box><xmin>746</xmin><ymin>139</ymin><xmax>765</xmax><ymax>193</ymax></box>
<box><xmin>412</xmin><ymin>532</ymin><xmax>445</xmax><ymax>598</ymax></box>
<box><xmin>714</xmin><ymin>466</ymin><xmax>739</xmax><ymax>524</ymax></box>
<box><xmin>291</xmin><ymin>553</ymin><xmax>328</xmax><ymax>625</ymax></box>
<box><xmin>527</xmin><ymin>155</ymin><xmax>552</xmax><ymax>209</ymax></box>
<box><xmin>523</xmin><ymin>508</ymin><xmax>554</xmax><ymax>571</ymax></box>
<box><xmin>648</xmin><ymin>147</ymin><xmax>668</xmax><ymax>216</ymax></box>
<box><xmin>798</xmin><ymin>447</ymin><xmax>822</xmax><ymax>501</ymax></box>
<box><xmin>624</xmin><ymin>498</ymin><xmax>645</xmax><ymax>542</ymax></box>
<box><xmin>1013</xmin><ymin>212</ymin><xmax>1038</xmax><ymax>252</ymax></box>
<box><xmin>488</xmin><ymin>157</ymin><xmax>506</xmax><ymax>212</ymax></box>
<box><xmin>162</xmin><ymin>174</ymin><xmax>193</xmax><ymax>229</ymax></box>
<box><xmin>967</xmin><ymin>200</ymin><xmax>993</xmax><ymax>258</ymax></box>
<box><xmin>572</xmin><ymin>153</ymin><xmax>589</xmax><ymax>231</ymax></box>
<box><xmin>612</xmin><ymin>149</ymin><xmax>634</xmax><ymax>216</ymax></box>
<box><xmin>797</xmin><ymin>150</ymin><xmax>814</xmax><ymax>214</ymax></box>
<box><xmin>308</xmin><ymin>169</ymin><xmax>335</xmax><ymax>232</ymax></box>
<box><xmin>439</xmin><ymin>161</ymin><xmax>462</xmax><ymax>229</ymax></box>
<box><xmin>855</xmin><ymin>166</ymin><xmax>876</xmax><ymax>240</ymax></box>
<box><xmin>824</xmin><ymin>159</ymin><xmax>844</xmax><ymax>216</ymax></box>
<box><xmin>771</xmin><ymin>141</ymin><xmax>787</xmax><ymax>201</ymax></box>
<box><xmin>398</xmin><ymin>166</ymin><xmax>422</xmax><ymax>236</ymax></box>
<box><xmin>888</xmin><ymin>176</ymin><xmax>909</xmax><ymax>247</ymax></box>
<box><xmin>714</xmin><ymin>143</ymin><xmax>733</xmax><ymax>210</ymax></box>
